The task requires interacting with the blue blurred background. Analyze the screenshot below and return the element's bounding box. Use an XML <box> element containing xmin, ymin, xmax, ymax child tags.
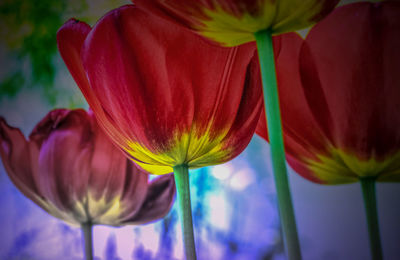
<box><xmin>0</xmin><ymin>0</ymin><xmax>399</xmax><ymax>259</ymax></box>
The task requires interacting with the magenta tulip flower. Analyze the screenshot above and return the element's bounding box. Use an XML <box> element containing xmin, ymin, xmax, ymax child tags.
<box><xmin>0</xmin><ymin>108</ymin><xmax>176</xmax><ymax>259</ymax></box>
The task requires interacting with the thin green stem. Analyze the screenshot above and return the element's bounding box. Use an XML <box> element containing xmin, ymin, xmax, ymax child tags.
<box><xmin>173</xmin><ymin>164</ymin><xmax>197</xmax><ymax>260</ymax></box>
<box><xmin>81</xmin><ymin>222</ymin><xmax>93</xmax><ymax>260</ymax></box>
<box><xmin>360</xmin><ymin>178</ymin><xmax>383</xmax><ymax>260</ymax></box>
<box><xmin>254</xmin><ymin>29</ymin><xmax>302</xmax><ymax>260</ymax></box>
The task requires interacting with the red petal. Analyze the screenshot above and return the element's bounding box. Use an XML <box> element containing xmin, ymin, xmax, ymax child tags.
<box><xmin>88</xmin><ymin>113</ymin><xmax>129</xmax><ymax>202</ymax></box>
<box><xmin>57</xmin><ymin>18</ymin><xmax>129</xmax><ymax>154</ymax></box>
<box><xmin>30</xmin><ymin>109</ymin><xmax>93</xmax><ymax>217</ymax></box>
<box><xmin>113</xmin><ymin>161</ymin><xmax>150</xmax><ymax>223</ymax></box>
<box><xmin>124</xmin><ymin>174</ymin><xmax>176</xmax><ymax>225</ymax></box>
<box><xmin>192</xmin><ymin>51</ymin><xmax>263</xmax><ymax>166</ymax></box>
<box><xmin>277</xmin><ymin>33</ymin><xmax>330</xmax><ymax>160</ymax></box>
<box><xmin>134</xmin><ymin>0</ymin><xmax>263</xmax><ymax>28</ymax></box>
<box><xmin>0</xmin><ymin>118</ymin><xmax>47</xmax><ymax>208</ymax></box>
<box><xmin>300</xmin><ymin>2</ymin><xmax>400</xmax><ymax>161</ymax></box>
<box><xmin>57</xmin><ymin>19</ymin><xmax>93</xmax><ymax>106</ymax></box>
<box><xmin>88</xmin><ymin>112</ymin><xmax>150</xmax><ymax>222</ymax></box>
<box><xmin>133</xmin><ymin>0</ymin><xmax>217</xmax><ymax>32</ymax></box>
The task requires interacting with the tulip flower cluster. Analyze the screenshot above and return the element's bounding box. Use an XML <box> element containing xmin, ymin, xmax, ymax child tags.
<box><xmin>1</xmin><ymin>0</ymin><xmax>399</xmax><ymax>260</ymax></box>
<box><xmin>130</xmin><ymin>1</ymin><xmax>338</xmax><ymax>258</ymax></box>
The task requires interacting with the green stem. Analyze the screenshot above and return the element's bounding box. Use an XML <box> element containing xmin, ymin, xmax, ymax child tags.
<box><xmin>254</xmin><ymin>29</ymin><xmax>302</xmax><ymax>260</ymax></box>
<box><xmin>173</xmin><ymin>164</ymin><xmax>197</xmax><ymax>260</ymax></box>
<box><xmin>81</xmin><ymin>222</ymin><xmax>93</xmax><ymax>260</ymax></box>
<box><xmin>360</xmin><ymin>178</ymin><xmax>383</xmax><ymax>260</ymax></box>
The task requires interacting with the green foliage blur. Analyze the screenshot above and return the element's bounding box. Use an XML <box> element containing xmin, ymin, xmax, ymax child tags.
<box><xmin>0</xmin><ymin>0</ymin><xmax>128</xmax><ymax>106</ymax></box>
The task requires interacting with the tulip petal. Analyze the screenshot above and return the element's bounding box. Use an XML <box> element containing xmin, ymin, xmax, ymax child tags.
<box><xmin>299</xmin><ymin>2</ymin><xmax>400</xmax><ymax>181</ymax></box>
<box><xmin>124</xmin><ymin>174</ymin><xmax>175</xmax><ymax>225</ymax></box>
<box><xmin>191</xmin><ymin>51</ymin><xmax>262</xmax><ymax>167</ymax></box>
<box><xmin>109</xmin><ymin>161</ymin><xmax>149</xmax><ymax>224</ymax></box>
<box><xmin>57</xmin><ymin>19</ymin><xmax>126</xmax><ymax>153</ymax></box>
<box><xmin>272</xmin><ymin>0</ymin><xmax>339</xmax><ymax>34</ymax></box>
<box><xmin>0</xmin><ymin>118</ymin><xmax>48</xmax><ymax>209</ymax></box>
<box><xmin>30</xmin><ymin>109</ymin><xmax>94</xmax><ymax>223</ymax></box>
<box><xmin>56</xmin><ymin>19</ymin><xmax>92</xmax><ymax>106</ymax></box>
<box><xmin>87</xmin><ymin>112</ymin><xmax>134</xmax><ymax>203</ymax></box>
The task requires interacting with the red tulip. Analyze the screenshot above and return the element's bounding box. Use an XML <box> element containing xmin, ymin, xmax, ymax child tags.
<box><xmin>57</xmin><ymin>5</ymin><xmax>263</xmax><ymax>175</ymax></box>
<box><xmin>257</xmin><ymin>2</ymin><xmax>400</xmax><ymax>184</ymax></box>
<box><xmin>0</xmin><ymin>109</ymin><xmax>176</xmax><ymax>226</ymax></box>
<box><xmin>134</xmin><ymin>0</ymin><xmax>339</xmax><ymax>46</ymax></box>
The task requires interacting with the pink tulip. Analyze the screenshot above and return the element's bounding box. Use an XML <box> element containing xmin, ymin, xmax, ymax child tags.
<box><xmin>0</xmin><ymin>108</ymin><xmax>175</xmax><ymax>226</ymax></box>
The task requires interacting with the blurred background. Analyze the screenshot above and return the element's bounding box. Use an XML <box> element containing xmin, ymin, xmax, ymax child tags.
<box><xmin>0</xmin><ymin>0</ymin><xmax>399</xmax><ymax>259</ymax></box>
